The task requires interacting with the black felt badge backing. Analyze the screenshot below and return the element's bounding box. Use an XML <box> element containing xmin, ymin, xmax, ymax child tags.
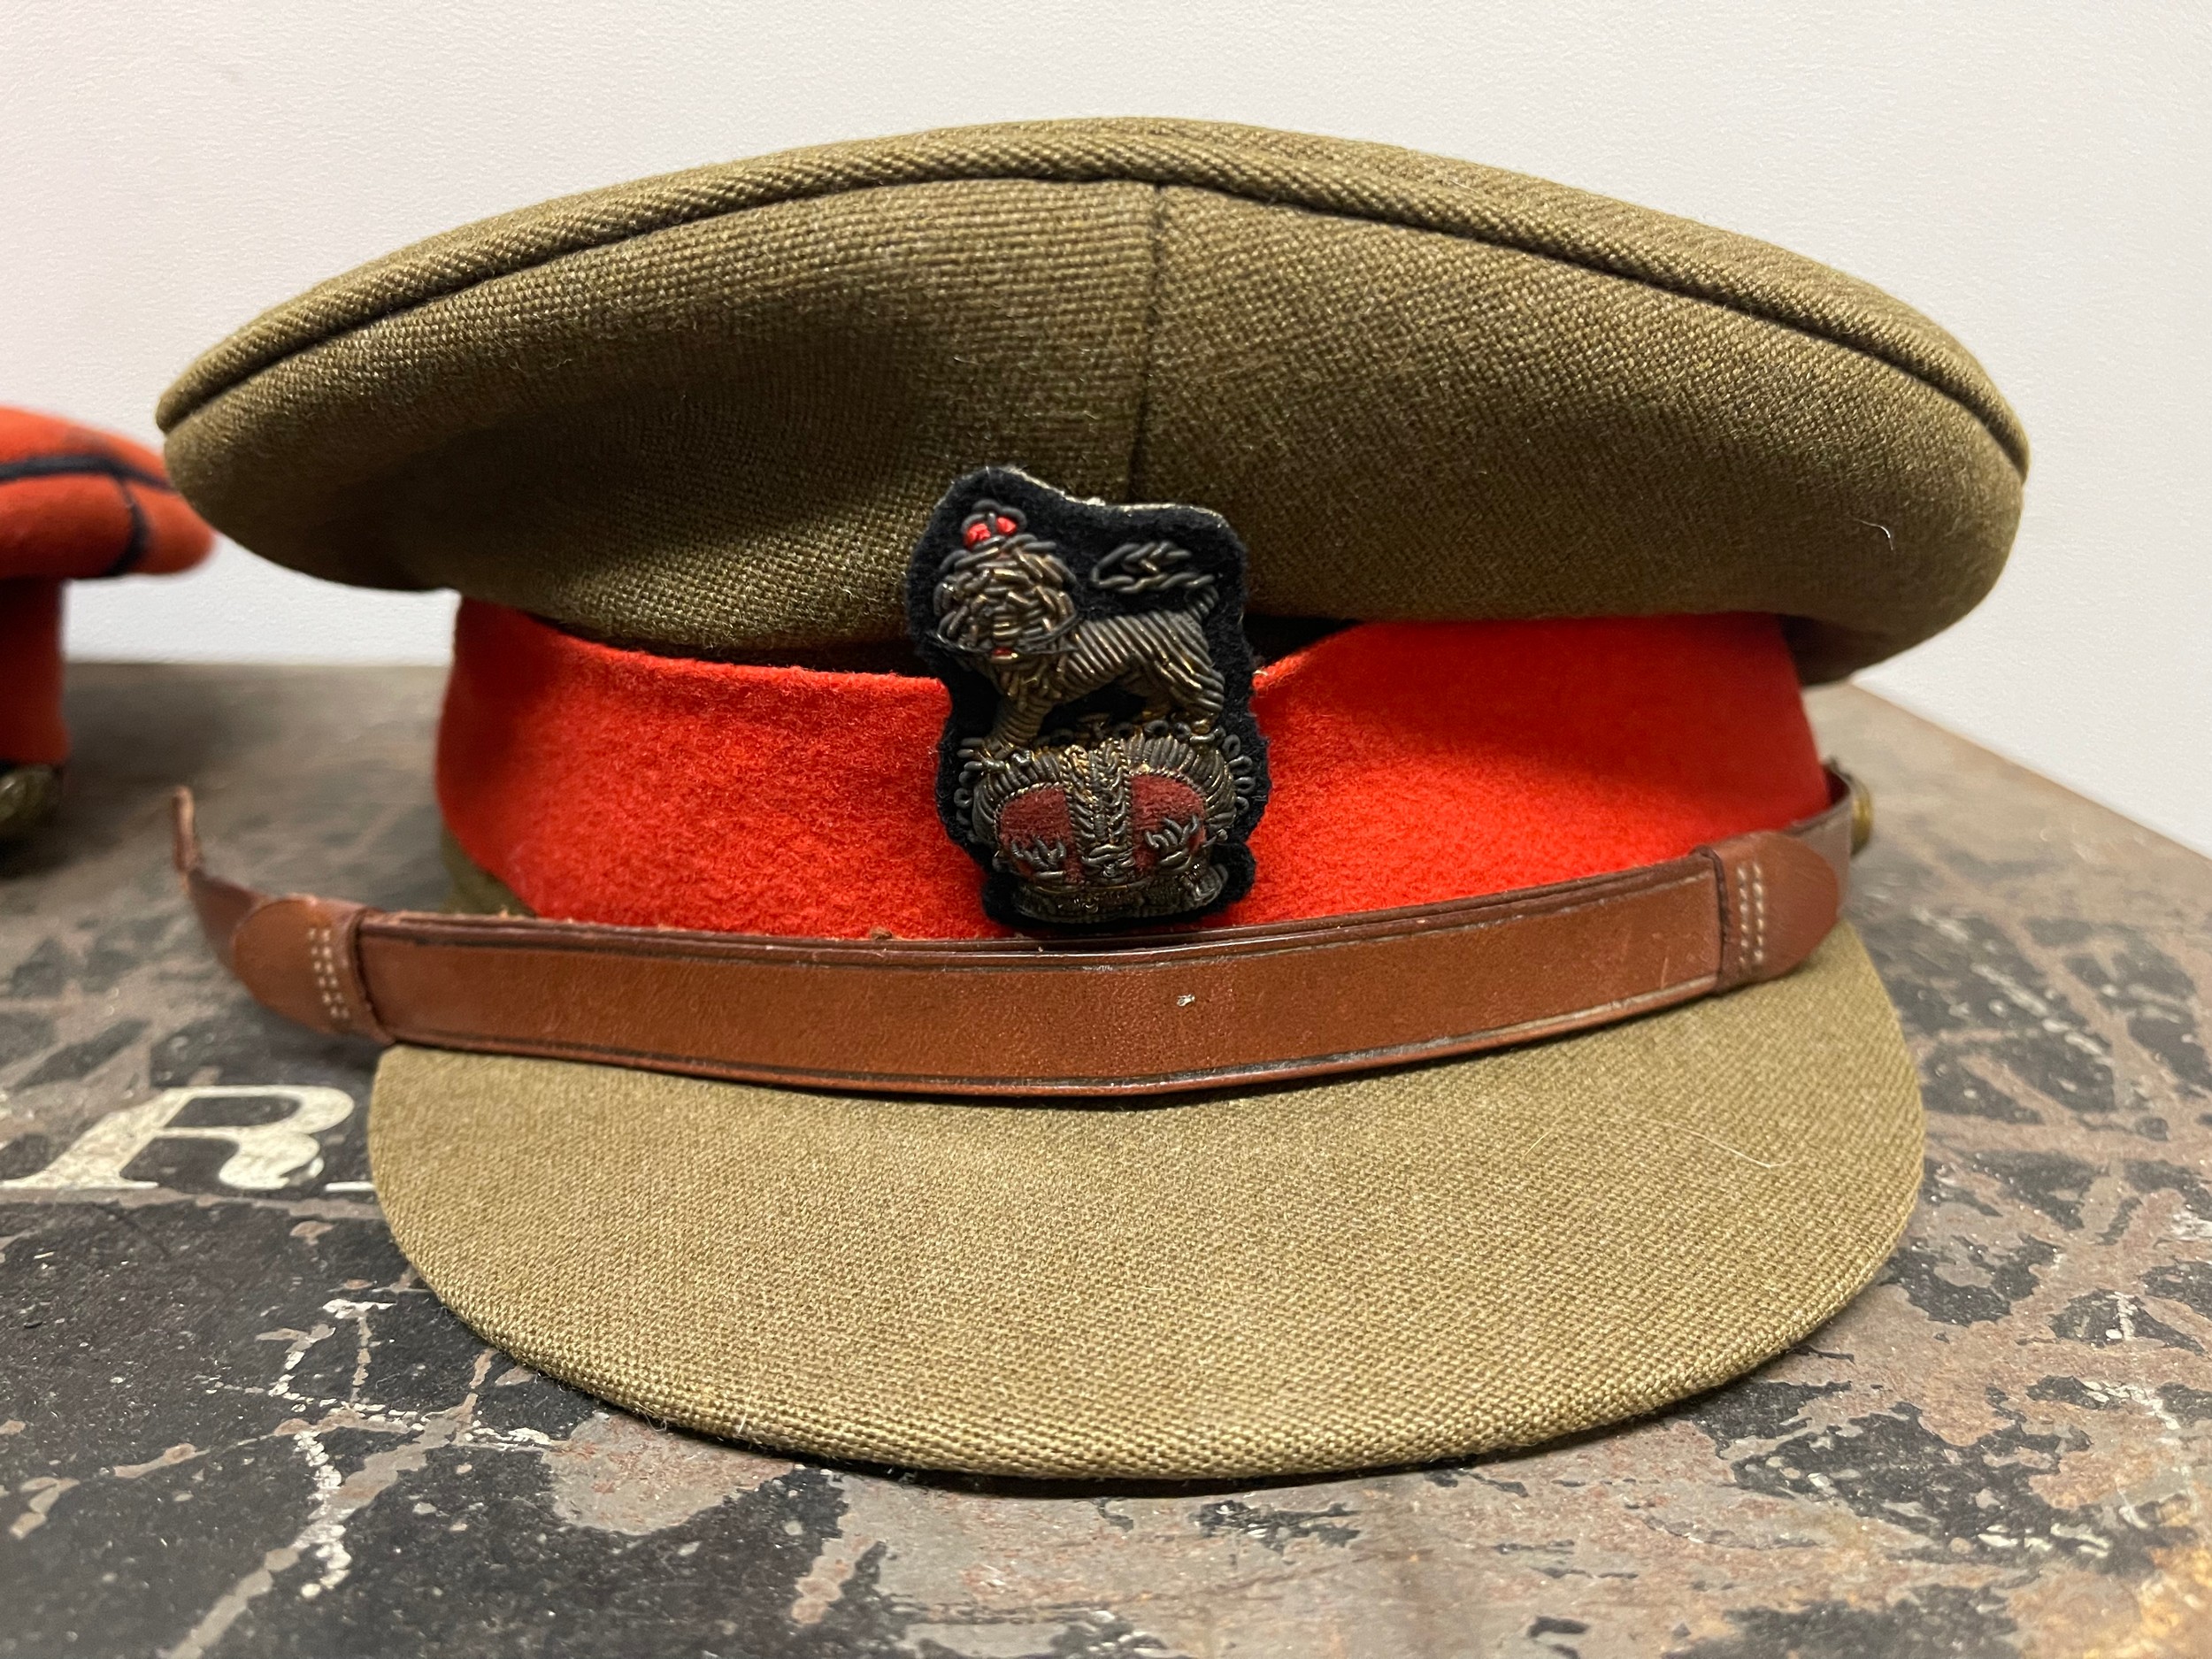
<box><xmin>903</xmin><ymin>466</ymin><xmax>1272</xmax><ymax>927</ymax></box>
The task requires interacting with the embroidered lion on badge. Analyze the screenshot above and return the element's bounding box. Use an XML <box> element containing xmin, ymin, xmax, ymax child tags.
<box><xmin>929</xmin><ymin>501</ymin><xmax>1225</xmax><ymax>752</ymax></box>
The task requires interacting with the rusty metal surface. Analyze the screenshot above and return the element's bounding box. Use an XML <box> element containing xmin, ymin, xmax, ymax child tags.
<box><xmin>2</xmin><ymin>664</ymin><xmax>2208</xmax><ymax>1658</ymax></box>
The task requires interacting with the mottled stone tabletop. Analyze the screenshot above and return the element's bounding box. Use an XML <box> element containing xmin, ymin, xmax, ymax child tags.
<box><xmin>2</xmin><ymin>666</ymin><xmax>2208</xmax><ymax>1659</ymax></box>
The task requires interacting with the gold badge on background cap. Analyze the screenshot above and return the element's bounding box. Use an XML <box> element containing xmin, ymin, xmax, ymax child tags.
<box><xmin>906</xmin><ymin>468</ymin><xmax>1270</xmax><ymax>927</ymax></box>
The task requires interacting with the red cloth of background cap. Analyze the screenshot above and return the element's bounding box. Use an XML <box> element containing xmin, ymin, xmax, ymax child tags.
<box><xmin>0</xmin><ymin>580</ymin><xmax>65</xmax><ymax>764</ymax></box>
<box><xmin>0</xmin><ymin>408</ymin><xmax>215</xmax><ymax>764</ymax></box>
<box><xmin>440</xmin><ymin>600</ymin><xmax>1831</xmax><ymax>941</ymax></box>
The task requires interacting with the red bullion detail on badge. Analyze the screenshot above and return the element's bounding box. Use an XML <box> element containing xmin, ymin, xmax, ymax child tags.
<box><xmin>435</xmin><ymin>601</ymin><xmax>1831</xmax><ymax>941</ymax></box>
<box><xmin>995</xmin><ymin>786</ymin><xmax>1080</xmax><ymax>884</ymax></box>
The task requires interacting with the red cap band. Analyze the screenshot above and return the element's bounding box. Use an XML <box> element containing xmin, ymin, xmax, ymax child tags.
<box><xmin>438</xmin><ymin>602</ymin><xmax>1829</xmax><ymax>940</ymax></box>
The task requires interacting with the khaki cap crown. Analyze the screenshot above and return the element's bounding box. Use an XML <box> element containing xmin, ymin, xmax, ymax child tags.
<box><xmin>159</xmin><ymin>119</ymin><xmax>2023</xmax><ymax>680</ymax></box>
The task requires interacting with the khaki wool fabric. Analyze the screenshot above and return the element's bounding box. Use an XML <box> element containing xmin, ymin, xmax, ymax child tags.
<box><xmin>158</xmin><ymin>119</ymin><xmax>2024</xmax><ymax>680</ymax></box>
<box><xmin>371</xmin><ymin>928</ymin><xmax>1920</xmax><ymax>1480</ymax></box>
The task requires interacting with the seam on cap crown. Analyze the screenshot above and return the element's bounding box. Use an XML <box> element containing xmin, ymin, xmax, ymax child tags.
<box><xmin>155</xmin><ymin>118</ymin><xmax>2027</xmax><ymax>475</ymax></box>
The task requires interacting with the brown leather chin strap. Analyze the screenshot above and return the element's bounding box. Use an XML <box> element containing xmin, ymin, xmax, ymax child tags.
<box><xmin>172</xmin><ymin>772</ymin><xmax>1861</xmax><ymax>1099</ymax></box>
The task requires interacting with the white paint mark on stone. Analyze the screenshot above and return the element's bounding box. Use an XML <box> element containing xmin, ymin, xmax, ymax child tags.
<box><xmin>165</xmin><ymin>1330</ymin><xmax>508</xmax><ymax>1656</ymax></box>
<box><xmin>9</xmin><ymin>1475</ymin><xmax>78</xmax><ymax>1539</ymax></box>
<box><xmin>264</xmin><ymin>1324</ymin><xmax>337</xmax><ymax>1402</ymax></box>
<box><xmin>111</xmin><ymin>1443</ymin><xmax>200</xmax><ymax>1480</ymax></box>
<box><xmin>322</xmin><ymin>1299</ymin><xmax>394</xmax><ymax>1399</ymax></box>
<box><xmin>0</xmin><ymin>1087</ymin><xmax>353</xmax><ymax>1192</ymax></box>
<box><xmin>289</xmin><ymin>1428</ymin><xmax>351</xmax><ymax>1594</ymax></box>
<box><xmin>2049</xmin><ymin>1521</ymin><xmax>2113</xmax><ymax>1557</ymax></box>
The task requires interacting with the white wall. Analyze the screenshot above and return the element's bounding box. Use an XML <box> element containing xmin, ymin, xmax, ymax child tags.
<box><xmin>4</xmin><ymin>2</ymin><xmax>2206</xmax><ymax>851</ymax></box>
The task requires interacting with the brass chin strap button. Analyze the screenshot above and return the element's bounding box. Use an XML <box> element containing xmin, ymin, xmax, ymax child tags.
<box><xmin>1848</xmin><ymin>772</ymin><xmax>1876</xmax><ymax>853</ymax></box>
<box><xmin>1822</xmin><ymin>757</ymin><xmax>1875</xmax><ymax>854</ymax></box>
<box><xmin>0</xmin><ymin>764</ymin><xmax>63</xmax><ymax>841</ymax></box>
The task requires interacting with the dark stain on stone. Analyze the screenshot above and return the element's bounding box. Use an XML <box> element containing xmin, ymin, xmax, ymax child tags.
<box><xmin>1690</xmin><ymin>1379</ymin><xmax>1852</xmax><ymax>1449</ymax></box>
<box><xmin>2097</xmin><ymin>1194</ymin><xmax>2141</xmax><ymax>1244</ymax></box>
<box><xmin>150</xmin><ymin>1011</ymin><xmax>377</xmax><ymax>1096</ymax></box>
<box><xmin>14</xmin><ymin>1018</ymin><xmax>147</xmax><ymax>1087</ymax></box>
<box><xmin>2160</xmin><ymin>1382</ymin><xmax>2212</xmax><ymax>1424</ymax></box>
<box><xmin>2042</xmin><ymin>923</ymin><xmax>2212</xmax><ymax>1097</ymax></box>
<box><xmin>1886</xmin><ymin>1235</ymin><xmax>2057</xmax><ymax>1326</ymax></box>
<box><xmin>1417</xmin><ymin>1467</ymin><xmax>1528</xmax><ymax>1495</ymax></box>
<box><xmin>1529</xmin><ymin>1613</ymin><xmax>1589</xmax><ymax>1656</ymax></box>
<box><xmin>1964</xmin><ymin>1149</ymin><xmax>2099</xmax><ymax>1231</ymax></box>
<box><xmin>3</xmin><ymin>1430</ymin><xmax>321</xmax><ymax>1659</ymax></box>
<box><xmin>4</xmin><ymin>938</ymin><xmax>72</xmax><ymax>1000</ymax></box>
<box><xmin>469</xmin><ymin>1360</ymin><xmax>603</xmax><ymax>1446</ymax></box>
<box><xmin>165</xmin><ymin>1091</ymin><xmax>311</xmax><ymax>1128</ymax></box>
<box><xmin>1020</xmin><ymin>1609</ymin><xmax>1181</xmax><ymax>1656</ymax></box>
<box><xmin>1919</xmin><ymin>1052</ymin><xmax>2042</xmax><ymax>1125</ymax></box>
<box><xmin>291</xmin><ymin>1294</ymin><xmax>490</xmax><ymax>1421</ymax></box>
<box><xmin>2050</xmin><ymin>1290</ymin><xmax>2204</xmax><ymax>1354</ymax></box>
<box><xmin>0</xmin><ymin>1133</ymin><xmax>53</xmax><ymax>1182</ymax></box>
<box><xmin>1859</xmin><ymin>909</ymin><xmax>2116</xmax><ymax>1120</ymax></box>
<box><xmin>0</xmin><ymin>918</ymin><xmax>195</xmax><ymax>1006</ymax></box>
<box><xmin>1725</xmin><ymin>1398</ymin><xmax>2172</xmax><ymax>1576</ymax></box>
<box><xmin>2124</xmin><ymin>1158</ymin><xmax>2212</xmax><ymax>1222</ymax></box>
<box><xmin>2142</xmin><ymin>1259</ymin><xmax>2212</xmax><ymax>1321</ymax></box>
<box><xmin>1192</xmin><ymin>1497</ymin><xmax>1360</xmax><ymax>1555</ymax></box>
<box><xmin>1665</xmin><ymin>1583</ymin><xmax>2019</xmax><ymax>1659</ymax></box>
<box><xmin>78</xmin><ymin>916</ymin><xmax>178</xmax><ymax>997</ymax></box>
<box><xmin>208</xmin><ymin>1458</ymin><xmax>896</xmax><ymax>1659</ymax></box>
<box><xmin>0</xmin><ymin>1010</ymin><xmax>56</xmax><ymax>1066</ymax></box>
<box><xmin>2025</xmin><ymin>1376</ymin><xmax>2116</xmax><ymax>1411</ymax></box>
<box><xmin>1920</xmin><ymin>1156</ymin><xmax>2000</xmax><ymax>1217</ymax></box>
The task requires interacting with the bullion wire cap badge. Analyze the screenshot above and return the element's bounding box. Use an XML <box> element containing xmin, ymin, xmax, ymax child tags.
<box><xmin>905</xmin><ymin>467</ymin><xmax>1271</xmax><ymax>928</ymax></box>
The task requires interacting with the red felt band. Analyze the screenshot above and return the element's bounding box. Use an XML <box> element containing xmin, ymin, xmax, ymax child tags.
<box><xmin>439</xmin><ymin>602</ymin><xmax>1830</xmax><ymax>941</ymax></box>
